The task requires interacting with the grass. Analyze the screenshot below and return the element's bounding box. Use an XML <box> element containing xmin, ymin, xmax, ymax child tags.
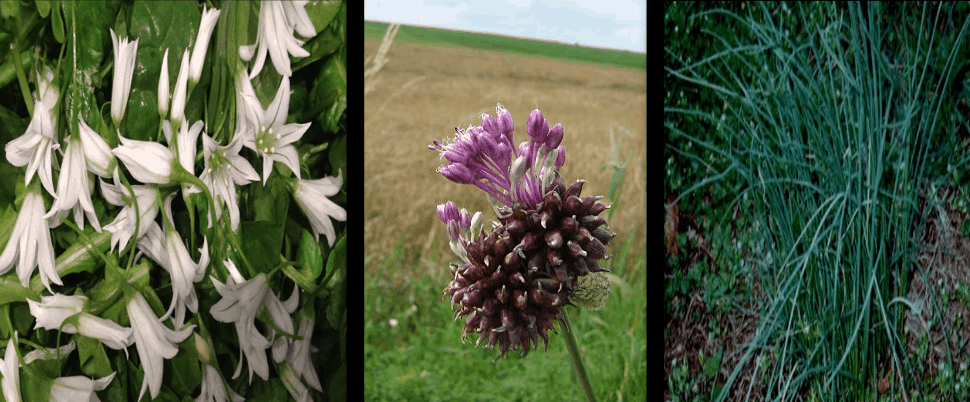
<box><xmin>363</xmin><ymin>20</ymin><xmax>646</xmax><ymax>71</ymax></box>
<box><xmin>666</xmin><ymin>2</ymin><xmax>970</xmax><ymax>400</ymax></box>
<box><xmin>364</xmin><ymin>226</ymin><xmax>645</xmax><ymax>401</ymax></box>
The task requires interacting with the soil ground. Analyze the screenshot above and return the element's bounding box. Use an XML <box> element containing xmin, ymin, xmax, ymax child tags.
<box><xmin>364</xmin><ymin>38</ymin><xmax>646</xmax><ymax>280</ymax></box>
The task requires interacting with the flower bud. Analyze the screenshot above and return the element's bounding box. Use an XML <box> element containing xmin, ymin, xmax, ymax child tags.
<box><xmin>189</xmin><ymin>6</ymin><xmax>221</xmax><ymax>84</ymax></box>
<box><xmin>440</xmin><ymin>163</ymin><xmax>475</xmax><ymax>184</ymax></box>
<box><xmin>110</xmin><ymin>28</ymin><xmax>139</xmax><ymax>126</ymax></box>
<box><xmin>171</xmin><ymin>49</ymin><xmax>191</xmax><ymax>128</ymax></box>
<box><xmin>158</xmin><ymin>48</ymin><xmax>170</xmax><ymax>117</ymax></box>
<box><xmin>527</xmin><ymin>109</ymin><xmax>549</xmax><ymax>144</ymax></box>
<box><xmin>482</xmin><ymin>112</ymin><xmax>499</xmax><ymax>136</ymax></box>
<box><xmin>496</xmin><ymin>104</ymin><xmax>514</xmax><ymax>142</ymax></box>
<box><xmin>77</xmin><ymin>115</ymin><xmax>117</xmax><ymax>178</ymax></box>
<box><xmin>112</xmin><ymin>136</ymin><xmax>175</xmax><ymax>185</ymax></box>
<box><xmin>547</xmin><ymin>123</ymin><xmax>563</xmax><ymax>148</ymax></box>
<box><xmin>437</xmin><ymin>202</ymin><xmax>460</xmax><ymax>223</ymax></box>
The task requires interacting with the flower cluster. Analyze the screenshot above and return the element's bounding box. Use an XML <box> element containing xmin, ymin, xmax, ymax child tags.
<box><xmin>0</xmin><ymin>2</ymin><xmax>341</xmax><ymax>401</ymax></box>
<box><xmin>431</xmin><ymin>106</ymin><xmax>614</xmax><ymax>359</ymax></box>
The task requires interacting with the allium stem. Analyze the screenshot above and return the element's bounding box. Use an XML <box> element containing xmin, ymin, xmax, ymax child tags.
<box><xmin>561</xmin><ymin>309</ymin><xmax>597</xmax><ymax>402</ymax></box>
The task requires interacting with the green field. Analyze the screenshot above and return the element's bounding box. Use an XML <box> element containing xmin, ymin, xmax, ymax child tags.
<box><xmin>364</xmin><ymin>20</ymin><xmax>646</xmax><ymax>71</ymax></box>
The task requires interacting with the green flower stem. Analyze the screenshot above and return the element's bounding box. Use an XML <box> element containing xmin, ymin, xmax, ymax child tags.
<box><xmin>170</xmin><ymin>162</ymin><xmax>216</xmax><ymax>230</ymax></box>
<box><xmin>561</xmin><ymin>309</ymin><xmax>597</xmax><ymax>402</ymax></box>
<box><xmin>1</xmin><ymin>50</ymin><xmax>31</xmax><ymax>99</ymax></box>
<box><xmin>10</xmin><ymin>44</ymin><xmax>32</xmax><ymax>117</ymax></box>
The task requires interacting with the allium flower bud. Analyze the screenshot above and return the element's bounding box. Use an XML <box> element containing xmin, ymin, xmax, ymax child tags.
<box><xmin>437</xmin><ymin>202</ymin><xmax>460</xmax><ymax>223</ymax></box>
<box><xmin>527</xmin><ymin>109</ymin><xmax>549</xmax><ymax>144</ymax></box>
<box><xmin>496</xmin><ymin>104</ymin><xmax>514</xmax><ymax>142</ymax></box>
<box><xmin>439</xmin><ymin>163</ymin><xmax>475</xmax><ymax>184</ymax></box>
<box><xmin>548</xmin><ymin>123</ymin><xmax>564</xmax><ymax>148</ymax></box>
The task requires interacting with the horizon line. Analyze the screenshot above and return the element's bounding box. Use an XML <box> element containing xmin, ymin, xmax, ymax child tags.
<box><xmin>364</xmin><ymin>19</ymin><xmax>646</xmax><ymax>55</ymax></box>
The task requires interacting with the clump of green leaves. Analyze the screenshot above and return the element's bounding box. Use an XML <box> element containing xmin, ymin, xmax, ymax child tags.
<box><xmin>668</xmin><ymin>2</ymin><xmax>970</xmax><ymax>400</ymax></box>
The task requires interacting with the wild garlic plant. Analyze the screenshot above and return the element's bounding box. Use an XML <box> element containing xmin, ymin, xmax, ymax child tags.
<box><xmin>0</xmin><ymin>1</ymin><xmax>346</xmax><ymax>401</ymax></box>
<box><xmin>430</xmin><ymin>105</ymin><xmax>615</xmax><ymax>402</ymax></box>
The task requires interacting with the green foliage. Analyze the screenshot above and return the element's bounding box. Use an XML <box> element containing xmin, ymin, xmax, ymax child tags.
<box><xmin>0</xmin><ymin>1</ymin><xmax>347</xmax><ymax>400</ymax></box>
<box><xmin>667</xmin><ymin>1</ymin><xmax>970</xmax><ymax>400</ymax></box>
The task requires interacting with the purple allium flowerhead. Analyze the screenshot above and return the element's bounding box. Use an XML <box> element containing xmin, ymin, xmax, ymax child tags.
<box><xmin>430</xmin><ymin>105</ymin><xmax>615</xmax><ymax>360</ymax></box>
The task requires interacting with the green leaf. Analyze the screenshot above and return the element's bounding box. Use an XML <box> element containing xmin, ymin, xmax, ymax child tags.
<box><xmin>65</xmin><ymin>1</ymin><xmax>122</xmax><ymax>133</ymax></box>
<box><xmin>19</xmin><ymin>370</ymin><xmax>54</xmax><ymax>402</ymax></box>
<box><xmin>702</xmin><ymin>348</ymin><xmax>722</xmax><ymax>379</ymax></box>
<box><xmin>325</xmin><ymin>235</ymin><xmax>345</xmax><ymax>329</ymax></box>
<box><xmin>35</xmin><ymin>1</ymin><xmax>50</xmax><ymax>18</ymax></box>
<box><xmin>240</xmin><ymin>221</ymin><xmax>280</xmax><ymax>275</ymax></box>
<box><xmin>305</xmin><ymin>1</ymin><xmax>342</xmax><ymax>37</ymax></box>
<box><xmin>242</xmin><ymin>173</ymin><xmax>290</xmax><ymax>274</ymax></box>
<box><xmin>290</xmin><ymin>1</ymin><xmax>344</xmax><ymax>73</ymax></box>
<box><xmin>329</xmin><ymin>360</ymin><xmax>346</xmax><ymax>402</ymax></box>
<box><xmin>310</xmin><ymin>52</ymin><xmax>346</xmax><ymax>133</ymax></box>
<box><xmin>78</xmin><ymin>333</ymin><xmax>114</xmax><ymax>378</ymax></box>
<box><xmin>104</xmin><ymin>352</ymin><xmax>128</xmax><ymax>401</ymax></box>
<box><xmin>0</xmin><ymin>1</ymin><xmax>18</xmax><ymax>19</ymax></box>
<box><xmin>247</xmin><ymin>377</ymin><xmax>289</xmax><ymax>401</ymax></box>
<box><xmin>50</xmin><ymin>2</ymin><xmax>65</xmax><ymax>44</ymax></box>
<box><xmin>124</xmin><ymin>0</ymin><xmax>200</xmax><ymax>140</ymax></box>
<box><xmin>253</xmin><ymin>173</ymin><xmax>290</xmax><ymax>225</ymax></box>
<box><xmin>9</xmin><ymin>302</ymin><xmax>32</xmax><ymax>337</ymax></box>
<box><xmin>126</xmin><ymin>359</ymin><xmax>181</xmax><ymax>402</ymax></box>
<box><xmin>168</xmin><ymin>334</ymin><xmax>202</xmax><ymax>396</ymax></box>
<box><xmin>0</xmin><ymin>206</ymin><xmax>18</xmax><ymax>252</ymax></box>
<box><xmin>297</xmin><ymin>229</ymin><xmax>323</xmax><ymax>280</ymax></box>
<box><xmin>0</xmin><ymin>304</ymin><xmax>10</xmax><ymax>340</ymax></box>
<box><xmin>327</xmin><ymin>131</ymin><xmax>346</xmax><ymax>178</ymax></box>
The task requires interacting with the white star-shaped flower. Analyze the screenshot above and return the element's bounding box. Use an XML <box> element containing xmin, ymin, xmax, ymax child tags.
<box><xmin>240</xmin><ymin>75</ymin><xmax>308</xmax><ymax>185</ymax></box>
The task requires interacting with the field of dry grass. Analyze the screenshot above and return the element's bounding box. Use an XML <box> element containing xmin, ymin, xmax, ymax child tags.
<box><xmin>364</xmin><ymin>38</ymin><xmax>646</xmax><ymax>281</ymax></box>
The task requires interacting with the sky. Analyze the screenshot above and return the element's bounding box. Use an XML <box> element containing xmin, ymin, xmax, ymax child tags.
<box><xmin>364</xmin><ymin>0</ymin><xmax>646</xmax><ymax>54</ymax></box>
